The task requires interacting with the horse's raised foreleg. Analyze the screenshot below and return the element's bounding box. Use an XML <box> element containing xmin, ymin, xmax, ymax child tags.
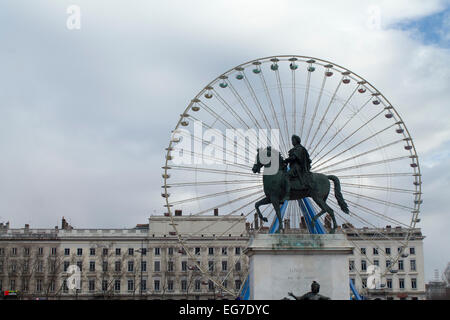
<box><xmin>255</xmin><ymin>197</ymin><xmax>270</xmax><ymax>223</ymax></box>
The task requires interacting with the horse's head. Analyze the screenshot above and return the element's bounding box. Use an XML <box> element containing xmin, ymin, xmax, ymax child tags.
<box><xmin>252</xmin><ymin>147</ymin><xmax>267</xmax><ymax>173</ymax></box>
<box><xmin>252</xmin><ymin>146</ymin><xmax>285</xmax><ymax>174</ymax></box>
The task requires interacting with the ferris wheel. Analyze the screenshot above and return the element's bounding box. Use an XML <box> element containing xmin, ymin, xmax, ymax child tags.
<box><xmin>161</xmin><ymin>55</ymin><xmax>422</xmax><ymax>298</ymax></box>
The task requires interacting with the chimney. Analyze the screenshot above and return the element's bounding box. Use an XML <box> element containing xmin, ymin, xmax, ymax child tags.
<box><xmin>62</xmin><ymin>217</ymin><xmax>67</xmax><ymax>230</ymax></box>
<box><xmin>254</xmin><ymin>212</ymin><xmax>259</xmax><ymax>229</ymax></box>
<box><xmin>214</xmin><ymin>208</ymin><xmax>219</xmax><ymax>216</ymax></box>
<box><xmin>284</xmin><ymin>218</ymin><xmax>290</xmax><ymax>229</ymax></box>
<box><xmin>61</xmin><ymin>217</ymin><xmax>73</xmax><ymax>230</ymax></box>
<box><xmin>175</xmin><ymin>210</ymin><xmax>182</xmax><ymax>216</ymax></box>
<box><xmin>25</xmin><ymin>224</ymin><xmax>29</xmax><ymax>232</ymax></box>
<box><xmin>300</xmin><ymin>216</ymin><xmax>307</xmax><ymax>229</ymax></box>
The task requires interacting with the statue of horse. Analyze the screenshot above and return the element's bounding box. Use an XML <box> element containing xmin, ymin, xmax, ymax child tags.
<box><xmin>251</xmin><ymin>147</ymin><xmax>349</xmax><ymax>233</ymax></box>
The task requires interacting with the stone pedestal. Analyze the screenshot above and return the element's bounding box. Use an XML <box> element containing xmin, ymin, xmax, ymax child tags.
<box><xmin>245</xmin><ymin>233</ymin><xmax>353</xmax><ymax>300</ymax></box>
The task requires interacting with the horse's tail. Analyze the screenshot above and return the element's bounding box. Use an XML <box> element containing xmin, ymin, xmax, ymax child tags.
<box><xmin>327</xmin><ymin>175</ymin><xmax>349</xmax><ymax>214</ymax></box>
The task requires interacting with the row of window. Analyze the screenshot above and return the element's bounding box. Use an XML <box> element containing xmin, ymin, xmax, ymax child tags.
<box><xmin>0</xmin><ymin>258</ymin><xmax>243</xmax><ymax>274</ymax></box>
<box><xmin>0</xmin><ymin>278</ymin><xmax>242</xmax><ymax>293</ymax></box>
<box><xmin>80</xmin><ymin>279</ymin><xmax>243</xmax><ymax>293</ymax></box>
<box><xmin>63</xmin><ymin>247</ymin><xmax>242</xmax><ymax>257</ymax></box>
<box><xmin>61</xmin><ymin>260</ymin><xmax>242</xmax><ymax>273</ymax></box>
<box><xmin>0</xmin><ymin>247</ymin><xmax>56</xmax><ymax>256</ymax></box>
<box><xmin>358</xmin><ymin>247</ymin><xmax>416</xmax><ymax>256</ymax></box>
<box><xmin>349</xmin><ymin>259</ymin><xmax>417</xmax><ymax>272</ymax></box>
<box><xmin>0</xmin><ymin>247</ymin><xmax>243</xmax><ymax>257</ymax></box>
<box><xmin>350</xmin><ymin>277</ymin><xmax>418</xmax><ymax>290</ymax></box>
<box><xmin>0</xmin><ymin>260</ymin><xmax>57</xmax><ymax>273</ymax></box>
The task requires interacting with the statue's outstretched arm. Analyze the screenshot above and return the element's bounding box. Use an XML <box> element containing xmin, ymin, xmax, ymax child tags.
<box><xmin>288</xmin><ymin>292</ymin><xmax>299</xmax><ymax>300</ymax></box>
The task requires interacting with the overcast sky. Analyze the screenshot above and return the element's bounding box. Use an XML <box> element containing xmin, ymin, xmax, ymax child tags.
<box><xmin>0</xmin><ymin>0</ymin><xmax>449</xmax><ymax>282</ymax></box>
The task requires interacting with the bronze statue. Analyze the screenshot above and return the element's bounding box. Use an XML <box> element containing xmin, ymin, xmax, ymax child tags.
<box><xmin>283</xmin><ymin>134</ymin><xmax>312</xmax><ymax>200</ymax></box>
<box><xmin>288</xmin><ymin>281</ymin><xmax>330</xmax><ymax>300</ymax></box>
<box><xmin>252</xmin><ymin>135</ymin><xmax>349</xmax><ymax>233</ymax></box>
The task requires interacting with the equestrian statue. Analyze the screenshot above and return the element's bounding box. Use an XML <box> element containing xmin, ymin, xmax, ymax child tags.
<box><xmin>252</xmin><ymin>134</ymin><xmax>349</xmax><ymax>233</ymax></box>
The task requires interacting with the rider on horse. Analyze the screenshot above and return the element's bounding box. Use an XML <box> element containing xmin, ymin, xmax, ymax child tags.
<box><xmin>283</xmin><ymin>135</ymin><xmax>312</xmax><ymax>200</ymax></box>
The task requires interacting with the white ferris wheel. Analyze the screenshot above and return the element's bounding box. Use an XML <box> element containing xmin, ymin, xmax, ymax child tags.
<box><xmin>161</xmin><ymin>55</ymin><xmax>422</xmax><ymax>298</ymax></box>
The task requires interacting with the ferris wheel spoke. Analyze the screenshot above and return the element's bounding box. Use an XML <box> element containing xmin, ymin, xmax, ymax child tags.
<box><xmin>276</xmin><ymin>71</ymin><xmax>291</xmax><ymax>140</ymax></box>
<box><xmin>311</xmin><ymin>97</ymin><xmax>373</xmax><ymax>162</ymax></box>
<box><xmin>188</xmin><ymin>116</ymin><xmax>264</xmax><ymax>164</ymax></box>
<box><xmin>198</xmin><ymin>101</ymin><xmax>236</xmax><ymax>129</ymax></box>
<box><xmin>274</xmin><ymin>69</ymin><xmax>290</xmax><ymax>141</ymax></box>
<box><xmin>225</xmin><ymin>80</ymin><xmax>263</xmax><ymax>129</ymax></box>
<box><xmin>184</xmin><ymin>196</ymin><xmax>264</xmax><ymax>236</ymax></box>
<box><xmin>312</xmin><ymin>139</ymin><xmax>404</xmax><ymax>172</ymax></box>
<box><xmin>188</xmin><ymin>113</ymin><xmax>248</xmax><ymax>152</ymax></box>
<box><xmin>242</xmin><ymin>70</ymin><xmax>273</xmax><ymax>132</ymax></box>
<box><xmin>300</xmin><ymin>67</ymin><xmax>312</xmax><ymax>139</ymax></box>
<box><xmin>306</xmin><ymin>76</ymin><xmax>344</xmax><ymax>150</ymax></box>
<box><xmin>292</xmin><ymin>201</ymin><xmax>299</xmax><ymax>228</ymax></box>
<box><xmin>309</xmin><ymin>86</ymin><xmax>358</xmax><ymax>157</ymax></box>
<box><xmin>340</xmin><ymin>183</ymin><xmax>416</xmax><ymax>194</ymax></box>
<box><xmin>292</xmin><ymin>69</ymin><xmax>297</xmax><ymax>136</ymax></box>
<box><xmin>312</xmin><ymin>108</ymin><xmax>384</xmax><ymax>164</ymax></box>
<box><xmin>168</xmin><ymin>184</ymin><xmax>263</xmax><ymax>206</ymax></box>
<box><xmin>165</xmin><ymin>165</ymin><xmax>257</xmax><ymax>178</ymax></box>
<box><xmin>314</xmin><ymin>123</ymin><xmax>398</xmax><ymax>167</ymax></box>
<box><xmin>331</xmin><ymin>203</ymin><xmax>409</xmax><ymax>248</ymax></box>
<box><xmin>258</xmin><ymin>70</ymin><xmax>288</xmax><ymax>154</ymax></box>
<box><xmin>304</xmin><ymin>73</ymin><xmax>327</xmax><ymax>147</ymax></box>
<box><xmin>334</xmin><ymin>216</ymin><xmax>378</xmax><ymax>265</ymax></box>
<box><xmin>171</xmin><ymin>148</ymin><xmax>252</xmax><ymax>171</ymax></box>
<box><xmin>182</xmin><ymin>203</ymin><xmax>269</xmax><ymax>245</ymax></box>
<box><xmin>338</xmin><ymin>212</ymin><xmax>409</xmax><ymax>250</ymax></box>
<box><xmin>210</xmin><ymin>88</ymin><xmax>250</xmax><ymax>129</ymax></box>
<box><xmin>192</xmin><ymin>190</ymin><xmax>263</xmax><ymax>216</ymax></box>
<box><xmin>173</xmin><ymin>132</ymin><xmax>251</xmax><ymax>166</ymax></box>
<box><xmin>181</xmin><ymin>205</ymin><xmax>270</xmax><ymax>298</ymax></box>
<box><xmin>340</xmin><ymin>190</ymin><xmax>414</xmax><ymax>211</ymax></box>
<box><xmin>321</xmin><ymin>155</ymin><xmax>410</xmax><ymax>175</ymax></box>
<box><xmin>328</xmin><ymin>197</ymin><xmax>411</xmax><ymax>228</ymax></box>
<box><xmin>197</xmin><ymin>100</ymin><xmax>258</xmax><ymax>151</ymax></box>
<box><xmin>331</xmin><ymin>208</ymin><xmax>403</xmax><ymax>259</ymax></box>
<box><xmin>346</xmin><ymin>201</ymin><xmax>411</xmax><ymax>230</ymax></box>
<box><xmin>337</xmin><ymin>172</ymin><xmax>413</xmax><ymax>179</ymax></box>
<box><xmin>203</xmin><ymin>205</ymin><xmax>262</xmax><ymax>239</ymax></box>
<box><xmin>166</xmin><ymin>179</ymin><xmax>261</xmax><ymax>188</ymax></box>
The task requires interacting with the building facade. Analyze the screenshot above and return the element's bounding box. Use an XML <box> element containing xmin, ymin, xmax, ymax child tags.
<box><xmin>0</xmin><ymin>215</ymin><xmax>249</xmax><ymax>300</ymax></box>
<box><xmin>344</xmin><ymin>226</ymin><xmax>426</xmax><ymax>300</ymax></box>
<box><xmin>0</xmin><ymin>217</ymin><xmax>426</xmax><ymax>300</ymax></box>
